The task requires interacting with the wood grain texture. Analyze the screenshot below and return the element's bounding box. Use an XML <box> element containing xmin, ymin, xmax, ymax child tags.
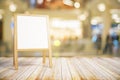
<box><xmin>0</xmin><ymin>57</ymin><xmax>120</xmax><ymax>80</ymax></box>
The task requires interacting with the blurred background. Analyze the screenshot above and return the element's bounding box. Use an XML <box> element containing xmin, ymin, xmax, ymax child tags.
<box><xmin>0</xmin><ymin>0</ymin><xmax>120</xmax><ymax>57</ymax></box>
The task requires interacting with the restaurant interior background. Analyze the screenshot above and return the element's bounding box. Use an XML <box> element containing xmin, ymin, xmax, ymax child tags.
<box><xmin>0</xmin><ymin>0</ymin><xmax>120</xmax><ymax>57</ymax></box>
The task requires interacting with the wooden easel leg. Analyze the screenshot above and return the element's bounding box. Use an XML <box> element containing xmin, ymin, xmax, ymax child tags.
<box><xmin>14</xmin><ymin>50</ymin><xmax>18</xmax><ymax>70</ymax></box>
<box><xmin>13</xmin><ymin>51</ymin><xmax>15</xmax><ymax>66</ymax></box>
<box><xmin>43</xmin><ymin>50</ymin><xmax>46</xmax><ymax>64</ymax></box>
<box><xmin>49</xmin><ymin>51</ymin><xmax>52</xmax><ymax>68</ymax></box>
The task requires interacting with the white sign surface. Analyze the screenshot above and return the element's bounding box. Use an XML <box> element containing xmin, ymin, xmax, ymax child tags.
<box><xmin>16</xmin><ymin>15</ymin><xmax>49</xmax><ymax>49</ymax></box>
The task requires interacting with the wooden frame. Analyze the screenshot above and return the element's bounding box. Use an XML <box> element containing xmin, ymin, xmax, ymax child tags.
<box><xmin>13</xmin><ymin>14</ymin><xmax>52</xmax><ymax>69</ymax></box>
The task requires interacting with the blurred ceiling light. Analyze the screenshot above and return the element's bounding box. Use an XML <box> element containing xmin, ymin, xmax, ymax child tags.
<box><xmin>115</xmin><ymin>18</ymin><xmax>120</xmax><ymax>23</ymax></box>
<box><xmin>63</xmin><ymin>0</ymin><xmax>73</xmax><ymax>6</ymax></box>
<box><xmin>118</xmin><ymin>0</ymin><xmax>120</xmax><ymax>2</ymax></box>
<box><xmin>74</xmin><ymin>2</ymin><xmax>80</xmax><ymax>8</ymax></box>
<box><xmin>91</xmin><ymin>19</ymin><xmax>98</xmax><ymax>25</ymax></box>
<box><xmin>9</xmin><ymin>3</ymin><xmax>17</xmax><ymax>12</ymax></box>
<box><xmin>0</xmin><ymin>14</ymin><xmax>2</xmax><ymax>20</ymax></box>
<box><xmin>78</xmin><ymin>14</ymin><xmax>86</xmax><ymax>21</ymax></box>
<box><xmin>37</xmin><ymin>0</ymin><xmax>43</xmax><ymax>4</ymax></box>
<box><xmin>51</xmin><ymin>19</ymin><xmax>80</xmax><ymax>29</ymax></box>
<box><xmin>97</xmin><ymin>3</ymin><xmax>106</xmax><ymax>12</ymax></box>
<box><xmin>112</xmin><ymin>14</ymin><xmax>118</xmax><ymax>19</ymax></box>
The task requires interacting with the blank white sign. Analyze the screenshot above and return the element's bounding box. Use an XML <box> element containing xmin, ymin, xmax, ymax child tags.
<box><xmin>16</xmin><ymin>15</ymin><xmax>49</xmax><ymax>49</ymax></box>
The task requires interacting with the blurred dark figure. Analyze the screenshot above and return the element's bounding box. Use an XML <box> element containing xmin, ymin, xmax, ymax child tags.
<box><xmin>112</xmin><ymin>32</ymin><xmax>119</xmax><ymax>41</ymax></box>
<box><xmin>103</xmin><ymin>34</ymin><xmax>113</xmax><ymax>54</ymax></box>
<box><xmin>112</xmin><ymin>32</ymin><xmax>119</xmax><ymax>56</ymax></box>
<box><xmin>95</xmin><ymin>34</ymin><xmax>102</xmax><ymax>55</ymax></box>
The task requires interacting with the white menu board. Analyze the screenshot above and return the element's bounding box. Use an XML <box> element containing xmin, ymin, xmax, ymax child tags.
<box><xmin>16</xmin><ymin>15</ymin><xmax>49</xmax><ymax>49</ymax></box>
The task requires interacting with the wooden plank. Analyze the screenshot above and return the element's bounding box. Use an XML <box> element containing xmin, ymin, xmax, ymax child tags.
<box><xmin>81</xmin><ymin>58</ymin><xmax>110</xmax><ymax>79</ymax></box>
<box><xmin>26</xmin><ymin>58</ymin><xmax>43</xmax><ymax>80</ymax></box>
<box><xmin>78</xmin><ymin>58</ymin><xmax>100</xmax><ymax>80</ymax></box>
<box><xmin>84</xmin><ymin>58</ymin><xmax>117</xmax><ymax>80</ymax></box>
<box><xmin>102</xmin><ymin>58</ymin><xmax>120</xmax><ymax>68</ymax></box>
<box><xmin>36</xmin><ymin>57</ymin><xmax>50</xmax><ymax>80</ymax></box>
<box><xmin>17</xmin><ymin>58</ymin><xmax>42</xmax><ymax>80</ymax></box>
<box><xmin>75</xmin><ymin>58</ymin><xmax>96</xmax><ymax>80</ymax></box>
<box><xmin>0</xmin><ymin>57</ymin><xmax>120</xmax><ymax>80</ymax></box>
<box><xmin>0</xmin><ymin>57</ymin><xmax>4</xmax><ymax>61</ymax></box>
<box><xmin>93</xmin><ymin>58</ymin><xmax>120</xmax><ymax>79</ymax></box>
<box><xmin>61</xmin><ymin>58</ymin><xmax>72</xmax><ymax>80</ymax></box>
<box><xmin>0</xmin><ymin>57</ymin><xmax>24</xmax><ymax>79</ymax></box>
<box><xmin>7</xmin><ymin>57</ymin><xmax>35</xmax><ymax>80</ymax></box>
<box><xmin>0</xmin><ymin>58</ymin><xmax>14</xmax><ymax>74</ymax></box>
<box><xmin>76</xmin><ymin>58</ymin><xmax>97</xmax><ymax>80</ymax></box>
<box><xmin>66</xmin><ymin>58</ymin><xmax>80</xmax><ymax>80</ymax></box>
<box><xmin>42</xmin><ymin>58</ymin><xmax>56</xmax><ymax>80</ymax></box>
<box><xmin>53</xmin><ymin>58</ymin><xmax>62</xmax><ymax>80</ymax></box>
<box><xmin>71</xmin><ymin>58</ymin><xmax>86</xmax><ymax>80</ymax></box>
<box><xmin>0</xmin><ymin>58</ymin><xmax>11</xmax><ymax>65</ymax></box>
<box><xmin>96</xmin><ymin>58</ymin><xmax>120</xmax><ymax>73</ymax></box>
<box><xmin>82</xmin><ymin>58</ymin><xmax>112</xmax><ymax>79</ymax></box>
